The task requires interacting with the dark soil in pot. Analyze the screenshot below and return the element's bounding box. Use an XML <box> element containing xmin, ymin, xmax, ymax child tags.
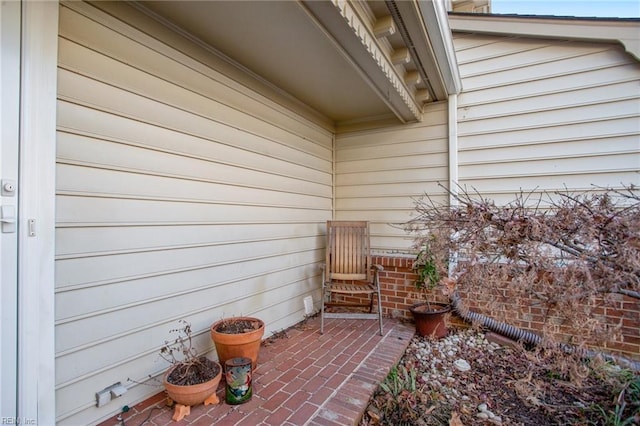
<box><xmin>166</xmin><ymin>356</ymin><xmax>221</xmax><ymax>386</ymax></box>
<box><xmin>214</xmin><ymin>319</ymin><xmax>262</xmax><ymax>334</ymax></box>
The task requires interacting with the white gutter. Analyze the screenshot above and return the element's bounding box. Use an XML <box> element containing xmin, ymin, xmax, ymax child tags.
<box><xmin>419</xmin><ymin>0</ymin><xmax>463</xmax><ymax>95</ymax></box>
<box><xmin>386</xmin><ymin>0</ymin><xmax>463</xmax><ymax>101</ymax></box>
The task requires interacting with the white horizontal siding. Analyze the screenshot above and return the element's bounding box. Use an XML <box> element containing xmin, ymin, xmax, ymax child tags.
<box><xmin>454</xmin><ymin>32</ymin><xmax>640</xmax><ymax>201</ymax></box>
<box><xmin>335</xmin><ymin>103</ymin><xmax>450</xmax><ymax>253</ymax></box>
<box><xmin>458</xmin><ymin>116</ymin><xmax>639</xmax><ymax>150</ymax></box>
<box><xmin>334</xmin><ymin>34</ymin><xmax>639</xmax><ymax>252</ymax></box>
<box><xmin>56</xmin><ymin>2</ymin><xmax>331</xmax><ymax>424</ymax></box>
<box><xmin>458</xmin><ymin>63</ymin><xmax>640</xmax><ymax>106</ymax></box>
<box><xmin>459</xmin><ymin>81</ymin><xmax>639</xmax><ymax>122</ymax></box>
<box><xmin>57</xmin><ymin>103</ymin><xmax>332</xmax><ymax>195</ymax></box>
<box><xmin>459</xmin><ymin>98</ymin><xmax>638</xmax><ymax>134</ymax></box>
<box><xmin>56</xmin><ymin>261</ymin><xmax>320</xmax><ymax>380</ymax></box>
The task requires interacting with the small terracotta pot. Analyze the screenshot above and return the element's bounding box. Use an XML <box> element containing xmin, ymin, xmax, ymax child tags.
<box><xmin>410</xmin><ymin>302</ymin><xmax>451</xmax><ymax>339</ymax></box>
<box><xmin>210</xmin><ymin>317</ymin><xmax>265</xmax><ymax>370</ymax></box>
<box><xmin>163</xmin><ymin>360</ymin><xmax>222</xmax><ymax>407</ymax></box>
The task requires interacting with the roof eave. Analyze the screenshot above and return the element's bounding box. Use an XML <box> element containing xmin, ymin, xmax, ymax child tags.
<box><xmin>417</xmin><ymin>0</ymin><xmax>463</xmax><ymax>95</ymax></box>
<box><xmin>302</xmin><ymin>0</ymin><xmax>462</xmax><ymax>124</ymax></box>
<box><xmin>388</xmin><ymin>0</ymin><xmax>463</xmax><ymax>98</ymax></box>
<box><xmin>302</xmin><ymin>0</ymin><xmax>422</xmax><ymax>123</ymax></box>
<box><xmin>448</xmin><ymin>13</ymin><xmax>640</xmax><ymax>61</ymax></box>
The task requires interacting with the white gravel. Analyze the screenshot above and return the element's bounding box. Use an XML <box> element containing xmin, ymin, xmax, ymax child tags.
<box><xmin>405</xmin><ymin>328</ymin><xmax>506</xmax><ymax>424</ymax></box>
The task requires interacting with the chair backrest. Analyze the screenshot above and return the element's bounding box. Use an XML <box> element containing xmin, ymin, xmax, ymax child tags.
<box><xmin>326</xmin><ymin>221</ymin><xmax>371</xmax><ymax>281</ymax></box>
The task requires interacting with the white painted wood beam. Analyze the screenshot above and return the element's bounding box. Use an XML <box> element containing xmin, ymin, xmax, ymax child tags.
<box><xmin>404</xmin><ymin>70</ymin><xmax>421</xmax><ymax>85</ymax></box>
<box><xmin>415</xmin><ymin>89</ymin><xmax>431</xmax><ymax>102</ymax></box>
<box><xmin>373</xmin><ymin>15</ymin><xmax>396</xmax><ymax>38</ymax></box>
<box><xmin>391</xmin><ymin>47</ymin><xmax>411</xmax><ymax>64</ymax></box>
<box><xmin>18</xmin><ymin>1</ymin><xmax>58</xmax><ymax>424</ymax></box>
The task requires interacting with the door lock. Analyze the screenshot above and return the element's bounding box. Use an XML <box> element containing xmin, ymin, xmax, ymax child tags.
<box><xmin>2</xmin><ymin>179</ymin><xmax>16</xmax><ymax>196</ymax></box>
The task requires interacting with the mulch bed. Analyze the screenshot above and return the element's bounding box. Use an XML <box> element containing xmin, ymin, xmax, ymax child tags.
<box><xmin>361</xmin><ymin>327</ymin><xmax>639</xmax><ymax>425</ymax></box>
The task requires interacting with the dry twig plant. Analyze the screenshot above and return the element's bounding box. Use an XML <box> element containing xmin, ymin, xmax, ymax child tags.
<box><xmin>405</xmin><ymin>183</ymin><xmax>640</xmax><ymax>350</ymax></box>
<box><xmin>160</xmin><ymin>320</ymin><xmax>220</xmax><ymax>386</ymax></box>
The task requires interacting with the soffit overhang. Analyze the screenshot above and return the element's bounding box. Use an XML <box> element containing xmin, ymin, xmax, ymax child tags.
<box><xmin>135</xmin><ymin>0</ymin><xmax>461</xmax><ymax>129</ymax></box>
<box><xmin>449</xmin><ymin>13</ymin><xmax>640</xmax><ymax>61</ymax></box>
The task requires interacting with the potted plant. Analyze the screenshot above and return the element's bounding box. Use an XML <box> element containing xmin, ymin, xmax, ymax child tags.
<box><xmin>161</xmin><ymin>320</ymin><xmax>222</xmax><ymax>422</ymax></box>
<box><xmin>210</xmin><ymin>316</ymin><xmax>265</xmax><ymax>370</ymax></box>
<box><xmin>409</xmin><ymin>243</ymin><xmax>451</xmax><ymax>338</ymax></box>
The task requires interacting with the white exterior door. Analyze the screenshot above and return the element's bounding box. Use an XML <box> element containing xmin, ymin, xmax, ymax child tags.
<box><xmin>0</xmin><ymin>0</ymin><xmax>21</xmax><ymax>418</ymax></box>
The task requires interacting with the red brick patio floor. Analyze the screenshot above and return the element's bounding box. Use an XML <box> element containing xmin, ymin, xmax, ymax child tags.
<box><xmin>98</xmin><ymin>316</ymin><xmax>414</xmax><ymax>426</ymax></box>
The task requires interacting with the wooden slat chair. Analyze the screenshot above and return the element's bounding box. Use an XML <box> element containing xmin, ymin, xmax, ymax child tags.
<box><xmin>320</xmin><ymin>221</ymin><xmax>383</xmax><ymax>335</ymax></box>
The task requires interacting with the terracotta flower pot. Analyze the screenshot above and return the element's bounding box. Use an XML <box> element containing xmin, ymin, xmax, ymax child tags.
<box><xmin>410</xmin><ymin>302</ymin><xmax>451</xmax><ymax>338</ymax></box>
<box><xmin>163</xmin><ymin>360</ymin><xmax>222</xmax><ymax>407</ymax></box>
<box><xmin>210</xmin><ymin>317</ymin><xmax>265</xmax><ymax>370</ymax></box>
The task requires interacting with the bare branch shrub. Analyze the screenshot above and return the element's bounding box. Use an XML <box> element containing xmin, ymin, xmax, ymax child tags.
<box><xmin>160</xmin><ymin>320</ymin><xmax>220</xmax><ymax>386</ymax></box>
<box><xmin>405</xmin><ymin>183</ymin><xmax>639</xmax><ymax>348</ymax></box>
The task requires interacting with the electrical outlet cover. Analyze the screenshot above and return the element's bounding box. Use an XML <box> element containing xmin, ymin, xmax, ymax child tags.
<box><xmin>303</xmin><ymin>296</ymin><xmax>313</xmax><ymax>315</ymax></box>
<box><xmin>96</xmin><ymin>389</ymin><xmax>111</xmax><ymax>407</ymax></box>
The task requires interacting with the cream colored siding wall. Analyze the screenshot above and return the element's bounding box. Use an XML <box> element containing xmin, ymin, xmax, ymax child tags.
<box><xmin>56</xmin><ymin>2</ymin><xmax>331</xmax><ymax>424</ymax></box>
<box><xmin>454</xmin><ymin>33</ymin><xmax>640</xmax><ymax>204</ymax></box>
<box><xmin>335</xmin><ymin>103</ymin><xmax>450</xmax><ymax>253</ymax></box>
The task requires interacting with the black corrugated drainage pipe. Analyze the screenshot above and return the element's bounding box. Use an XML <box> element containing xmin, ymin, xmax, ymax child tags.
<box><xmin>450</xmin><ymin>291</ymin><xmax>640</xmax><ymax>372</ymax></box>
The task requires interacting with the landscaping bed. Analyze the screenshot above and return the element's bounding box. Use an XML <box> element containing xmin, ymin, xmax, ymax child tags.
<box><xmin>362</xmin><ymin>327</ymin><xmax>639</xmax><ymax>425</ymax></box>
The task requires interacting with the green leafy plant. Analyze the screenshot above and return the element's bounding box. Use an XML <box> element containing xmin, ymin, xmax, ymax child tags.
<box><xmin>414</xmin><ymin>248</ymin><xmax>440</xmax><ymax>290</ymax></box>
<box><xmin>412</xmin><ymin>236</ymin><xmax>449</xmax><ymax>310</ymax></box>
<box><xmin>372</xmin><ymin>364</ymin><xmax>431</xmax><ymax>425</ymax></box>
<box><xmin>607</xmin><ymin>371</ymin><xmax>640</xmax><ymax>426</ymax></box>
<box><xmin>584</xmin><ymin>364</ymin><xmax>640</xmax><ymax>426</ymax></box>
<box><xmin>380</xmin><ymin>364</ymin><xmax>417</xmax><ymax>396</ymax></box>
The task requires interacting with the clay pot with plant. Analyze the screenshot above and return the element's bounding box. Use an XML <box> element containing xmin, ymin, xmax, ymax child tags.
<box><xmin>210</xmin><ymin>316</ymin><xmax>265</xmax><ymax>370</ymax></box>
<box><xmin>161</xmin><ymin>320</ymin><xmax>222</xmax><ymax>422</ymax></box>
<box><xmin>409</xmin><ymin>242</ymin><xmax>451</xmax><ymax>338</ymax></box>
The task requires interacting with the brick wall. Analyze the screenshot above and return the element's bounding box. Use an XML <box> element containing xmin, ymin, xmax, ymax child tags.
<box><xmin>372</xmin><ymin>255</ymin><xmax>449</xmax><ymax>319</ymax></box>
<box><xmin>369</xmin><ymin>255</ymin><xmax>640</xmax><ymax>361</ymax></box>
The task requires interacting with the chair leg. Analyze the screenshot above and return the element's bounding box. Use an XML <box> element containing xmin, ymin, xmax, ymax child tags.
<box><xmin>320</xmin><ymin>286</ymin><xmax>325</xmax><ymax>334</ymax></box>
<box><xmin>377</xmin><ymin>300</ymin><xmax>383</xmax><ymax>336</ymax></box>
<box><xmin>376</xmin><ymin>282</ymin><xmax>383</xmax><ymax>336</ymax></box>
<box><xmin>320</xmin><ymin>268</ymin><xmax>326</xmax><ymax>334</ymax></box>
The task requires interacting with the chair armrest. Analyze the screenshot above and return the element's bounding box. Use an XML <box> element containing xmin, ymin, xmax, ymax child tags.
<box><xmin>371</xmin><ymin>264</ymin><xmax>384</xmax><ymax>272</ymax></box>
<box><xmin>320</xmin><ymin>264</ymin><xmax>326</xmax><ymax>271</ymax></box>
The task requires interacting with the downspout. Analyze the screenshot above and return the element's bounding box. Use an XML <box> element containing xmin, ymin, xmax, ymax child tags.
<box><xmin>332</xmin><ymin>133</ymin><xmax>336</xmax><ymax>220</ymax></box>
<box><xmin>447</xmin><ymin>93</ymin><xmax>458</xmax><ymax>208</ymax></box>
<box><xmin>444</xmin><ymin>47</ymin><xmax>548</xmax><ymax>360</ymax></box>
<box><xmin>450</xmin><ymin>292</ymin><xmax>640</xmax><ymax>372</ymax></box>
<box><xmin>450</xmin><ymin>292</ymin><xmax>543</xmax><ymax>346</ymax></box>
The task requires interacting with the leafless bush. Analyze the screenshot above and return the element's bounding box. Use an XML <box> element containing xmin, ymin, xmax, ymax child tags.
<box><xmin>405</xmin><ymin>183</ymin><xmax>640</xmax><ymax>348</ymax></box>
